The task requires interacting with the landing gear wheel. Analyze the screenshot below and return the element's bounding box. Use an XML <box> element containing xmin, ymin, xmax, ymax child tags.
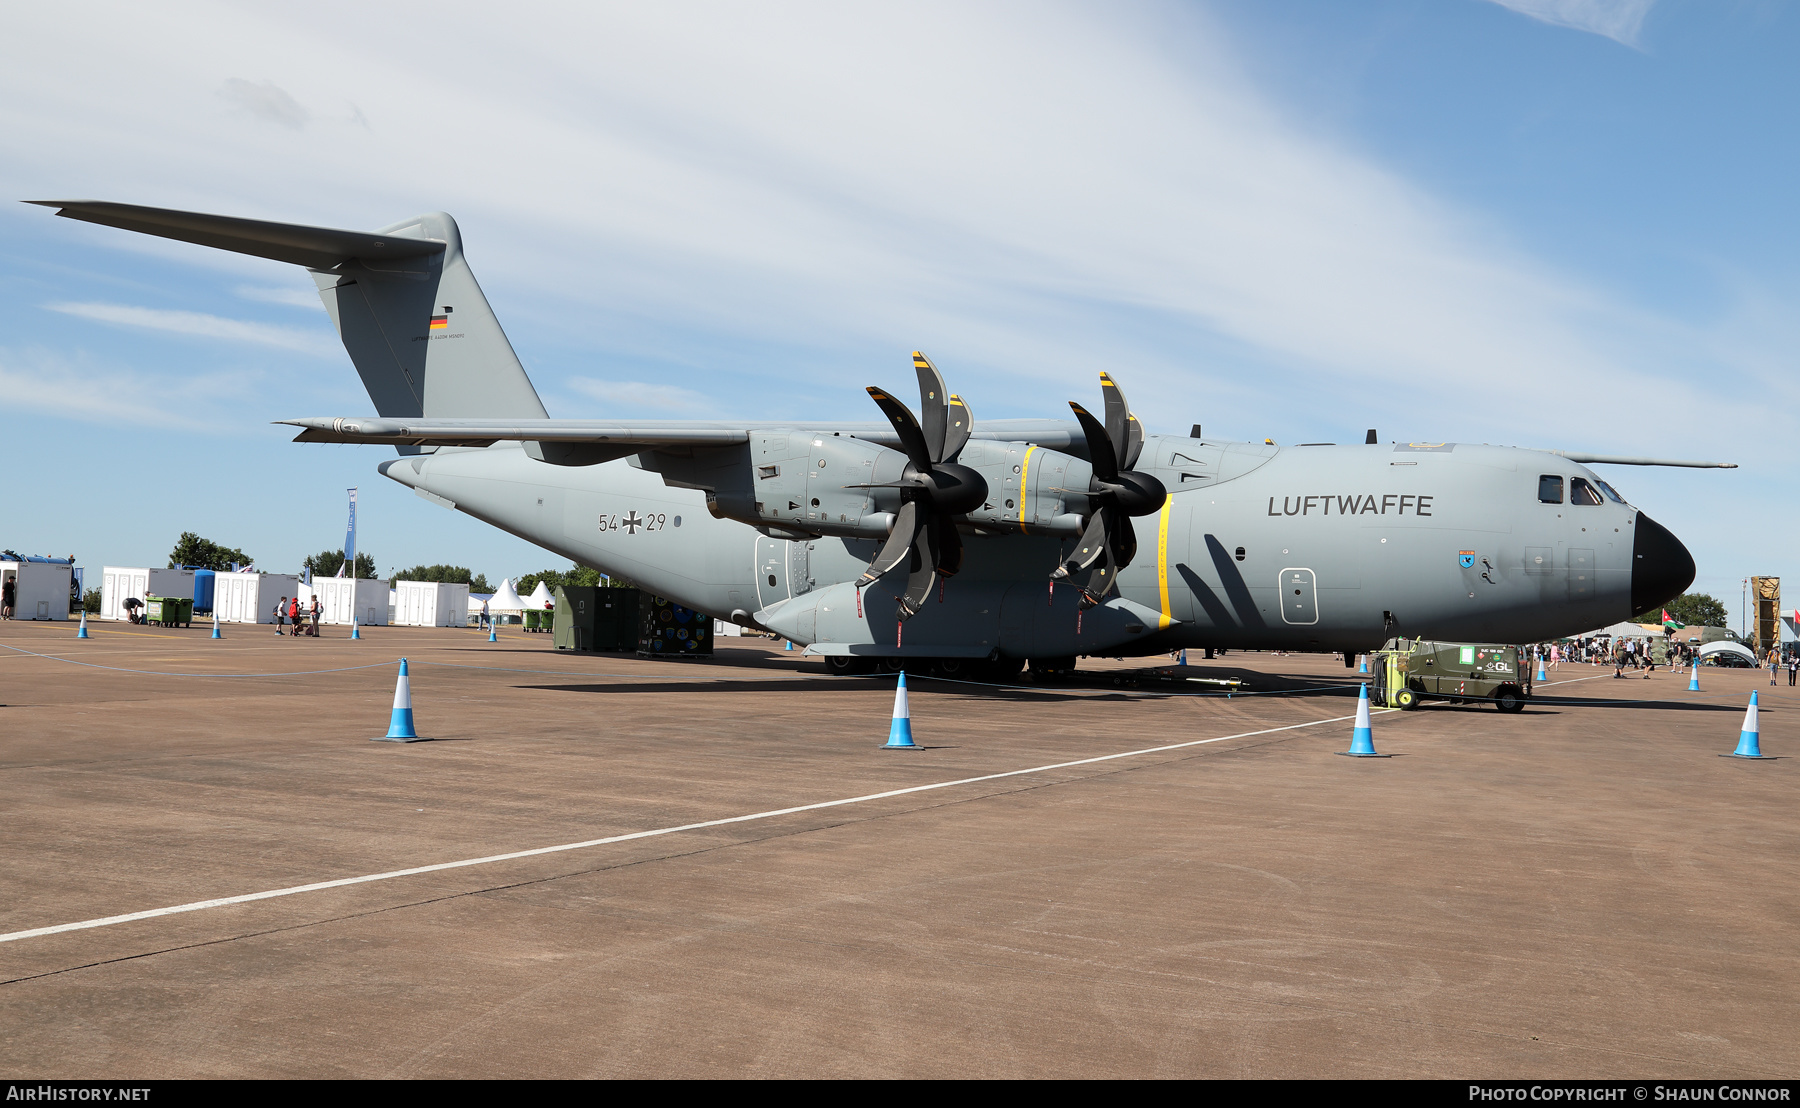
<box><xmin>824</xmin><ymin>655</ymin><xmax>875</xmax><ymax>676</ymax></box>
<box><xmin>878</xmin><ymin>657</ymin><xmax>907</xmax><ymax>674</ymax></box>
<box><xmin>1394</xmin><ymin>687</ymin><xmax>1418</xmax><ymax>711</ymax></box>
<box><xmin>1495</xmin><ymin>687</ymin><xmax>1525</xmax><ymax>713</ymax></box>
<box><xmin>932</xmin><ymin>657</ymin><xmax>968</xmax><ymax>678</ymax></box>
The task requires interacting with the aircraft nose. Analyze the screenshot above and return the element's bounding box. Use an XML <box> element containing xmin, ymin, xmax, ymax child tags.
<box><xmin>1631</xmin><ymin>512</ymin><xmax>1695</xmax><ymax>615</ymax></box>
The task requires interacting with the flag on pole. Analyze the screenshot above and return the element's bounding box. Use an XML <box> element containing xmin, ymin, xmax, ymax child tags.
<box><xmin>1663</xmin><ymin>609</ymin><xmax>1686</xmax><ymax>631</ymax></box>
<box><xmin>344</xmin><ymin>487</ymin><xmax>358</xmax><ymax>579</ymax></box>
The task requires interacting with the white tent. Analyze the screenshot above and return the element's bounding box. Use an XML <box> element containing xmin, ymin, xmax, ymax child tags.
<box><xmin>526</xmin><ymin>580</ymin><xmax>554</xmax><ymax>610</ymax></box>
<box><xmin>490</xmin><ymin>578</ymin><xmax>526</xmax><ymax>611</ymax></box>
<box><xmin>1700</xmin><ymin>641</ymin><xmax>1758</xmax><ymax>665</ymax></box>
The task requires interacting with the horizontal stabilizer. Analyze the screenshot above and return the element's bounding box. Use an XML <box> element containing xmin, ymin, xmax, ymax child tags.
<box><xmin>32</xmin><ymin>200</ymin><xmax>548</xmax><ymax>424</ymax></box>
<box><xmin>27</xmin><ymin>200</ymin><xmax>444</xmax><ymax>269</ymax></box>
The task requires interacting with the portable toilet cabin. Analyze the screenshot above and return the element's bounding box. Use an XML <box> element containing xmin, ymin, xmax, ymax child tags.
<box><xmin>0</xmin><ymin>557</ymin><xmax>75</xmax><ymax>621</ymax></box>
<box><xmin>211</xmin><ymin>571</ymin><xmax>301</xmax><ymax>623</ymax></box>
<box><xmin>101</xmin><ymin>567</ymin><xmax>195</xmax><ymax>621</ymax></box>
<box><xmin>392</xmin><ymin>580</ymin><xmax>471</xmax><ymax>627</ymax></box>
<box><xmin>314</xmin><ymin>577</ymin><xmax>390</xmax><ymax>626</ymax></box>
<box><xmin>185</xmin><ymin>568</ymin><xmax>217</xmax><ymax>614</ymax></box>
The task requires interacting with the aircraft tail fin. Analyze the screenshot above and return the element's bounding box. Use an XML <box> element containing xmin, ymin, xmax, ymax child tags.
<box><xmin>29</xmin><ymin>201</ymin><xmax>549</xmax><ymax>423</ymax></box>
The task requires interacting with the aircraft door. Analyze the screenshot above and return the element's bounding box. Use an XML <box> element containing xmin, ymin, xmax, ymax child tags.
<box><xmin>1279</xmin><ymin>567</ymin><xmax>1318</xmax><ymax>625</ymax></box>
<box><xmin>754</xmin><ymin>535</ymin><xmax>788</xmax><ymax>610</ymax></box>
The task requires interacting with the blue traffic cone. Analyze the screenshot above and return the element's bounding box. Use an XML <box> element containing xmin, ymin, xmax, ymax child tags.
<box><xmin>1358</xmin><ymin>653</ymin><xmax>1369</xmax><ymax>674</ymax></box>
<box><xmin>1178</xmin><ymin>649</ymin><xmax>1187</xmax><ymax>666</ymax></box>
<box><xmin>1688</xmin><ymin>660</ymin><xmax>1700</xmax><ymax>692</ymax></box>
<box><xmin>487</xmin><ymin>624</ymin><xmax>497</xmax><ymax>642</ymax></box>
<box><xmin>1536</xmin><ymin>653</ymin><xmax>1548</xmax><ymax>682</ymax></box>
<box><xmin>883</xmin><ymin>672</ymin><xmax>918</xmax><ymax>749</ymax></box>
<box><xmin>1723</xmin><ymin>691</ymin><xmax>1767</xmax><ymax>759</ymax></box>
<box><xmin>77</xmin><ymin>611</ymin><xmax>89</xmax><ymax>638</ymax></box>
<box><xmin>350</xmin><ymin>620</ymin><xmax>361</xmax><ymax>640</ymax></box>
<box><xmin>786</xmin><ymin>639</ymin><xmax>794</xmax><ymax>651</ymax></box>
<box><xmin>211</xmin><ymin>611</ymin><xmax>222</xmax><ymax>639</ymax></box>
<box><xmin>1338</xmin><ymin>684</ymin><xmax>1389</xmax><ymax>757</ymax></box>
<box><xmin>373</xmin><ymin>658</ymin><xmax>430</xmax><ymax>742</ymax></box>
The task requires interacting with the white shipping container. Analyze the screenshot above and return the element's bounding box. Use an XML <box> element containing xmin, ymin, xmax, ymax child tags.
<box><xmin>392</xmin><ymin>580</ymin><xmax>471</xmax><ymax>627</ymax></box>
<box><xmin>210</xmin><ymin>572</ymin><xmax>302</xmax><ymax>624</ymax></box>
<box><xmin>313</xmin><ymin>578</ymin><xmax>389</xmax><ymax>626</ymax></box>
<box><xmin>1</xmin><ymin>561</ymin><xmax>74</xmax><ymax>621</ymax></box>
<box><xmin>100</xmin><ymin>567</ymin><xmax>195</xmax><ymax>621</ymax></box>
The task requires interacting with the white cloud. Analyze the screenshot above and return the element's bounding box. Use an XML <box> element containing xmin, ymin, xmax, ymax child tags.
<box><xmin>44</xmin><ymin>301</ymin><xmax>336</xmax><ymax>356</ymax></box>
<box><xmin>0</xmin><ymin>4</ymin><xmax>1779</xmax><ymax>447</ymax></box>
<box><xmin>1484</xmin><ymin>0</ymin><xmax>1657</xmax><ymax>47</ymax></box>
<box><xmin>0</xmin><ymin>348</ymin><xmax>221</xmax><ymax>430</ymax></box>
<box><xmin>218</xmin><ymin>77</ymin><xmax>309</xmax><ymax>129</ymax></box>
<box><xmin>566</xmin><ymin>377</ymin><xmax>718</xmax><ymax>415</ymax></box>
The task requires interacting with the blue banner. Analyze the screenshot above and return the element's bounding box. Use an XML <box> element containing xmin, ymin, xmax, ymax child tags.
<box><xmin>344</xmin><ymin>488</ymin><xmax>358</xmax><ymax>578</ymax></box>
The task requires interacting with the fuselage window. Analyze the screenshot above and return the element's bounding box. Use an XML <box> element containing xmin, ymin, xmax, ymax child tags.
<box><xmin>1570</xmin><ymin>477</ymin><xmax>1604</xmax><ymax>506</ymax></box>
<box><xmin>1538</xmin><ymin>475</ymin><xmax>1563</xmax><ymax>504</ymax></box>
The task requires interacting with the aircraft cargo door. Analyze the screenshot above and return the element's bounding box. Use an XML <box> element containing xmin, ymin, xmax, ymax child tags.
<box><xmin>1279</xmin><ymin>567</ymin><xmax>1318</xmax><ymax>625</ymax></box>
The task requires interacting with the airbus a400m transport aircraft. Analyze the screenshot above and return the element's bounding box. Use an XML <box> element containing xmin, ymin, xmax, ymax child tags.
<box><xmin>33</xmin><ymin>201</ymin><xmax>1727</xmax><ymax>677</ymax></box>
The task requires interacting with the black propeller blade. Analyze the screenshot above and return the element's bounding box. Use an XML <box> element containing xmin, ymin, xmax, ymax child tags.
<box><xmin>856</xmin><ymin>352</ymin><xmax>987</xmax><ymax>619</ymax></box>
<box><xmin>1052</xmin><ymin>375</ymin><xmax>1167</xmax><ymax>608</ymax></box>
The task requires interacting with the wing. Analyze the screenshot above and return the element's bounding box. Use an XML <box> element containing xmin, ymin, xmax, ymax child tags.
<box><xmin>278</xmin><ymin>416</ymin><xmax>1088</xmax><ymax>454</ymax></box>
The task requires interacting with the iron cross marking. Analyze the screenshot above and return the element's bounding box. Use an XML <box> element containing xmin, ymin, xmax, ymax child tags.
<box><xmin>623</xmin><ymin>511</ymin><xmax>644</xmax><ymax>535</ymax></box>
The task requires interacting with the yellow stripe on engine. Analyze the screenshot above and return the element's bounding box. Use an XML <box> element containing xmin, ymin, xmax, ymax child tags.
<box><xmin>1156</xmin><ymin>493</ymin><xmax>1173</xmax><ymax>629</ymax></box>
<box><xmin>1018</xmin><ymin>445</ymin><xmax>1037</xmax><ymax>533</ymax></box>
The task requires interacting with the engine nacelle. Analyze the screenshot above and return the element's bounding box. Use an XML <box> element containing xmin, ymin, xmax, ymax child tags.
<box><xmin>953</xmin><ymin>439</ymin><xmax>1089</xmax><ymax>538</ymax></box>
<box><xmin>634</xmin><ymin>434</ymin><xmax>1098</xmax><ymax>541</ymax></box>
<box><xmin>634</xmin><ymin>433</ymin><xmax>907</xmax><ymax>539</ymax></box>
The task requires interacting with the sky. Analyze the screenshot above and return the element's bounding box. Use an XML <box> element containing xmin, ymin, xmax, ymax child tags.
<box><xmin>0</xmin><ymin>0</ymin><xmax>1793</xmax><ymax>623</ymax></box>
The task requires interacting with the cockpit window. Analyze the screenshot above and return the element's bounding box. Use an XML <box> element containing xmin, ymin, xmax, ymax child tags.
<box><xmin>1570</xmin><ymin>477</ymin><xmax>1604</xmax><ymax>506</ymax></box>
<box><xmin>1594</xmin><ymin>478</ymin><xmax>1627</xmax><ymax>505</ymax></box>
<box><xmin>1538</xmin><ymin>475</ymin><xmax>1563</xmax><ymax>504</ymax></box>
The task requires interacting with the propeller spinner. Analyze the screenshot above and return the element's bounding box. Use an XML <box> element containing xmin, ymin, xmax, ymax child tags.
<box><xmin>1052</xmin><ymin>372</ymin><xmax>1168</xmax><ymax>608</ymax></box>
<box><xmin>855</xmin><ymin>352</ymin><xmax>986</xmax><ymax>620</ymax></box>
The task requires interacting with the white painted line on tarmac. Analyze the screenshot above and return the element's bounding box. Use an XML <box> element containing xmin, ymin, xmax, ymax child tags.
<box><xmin>0</xmin><ymin>709</ymin><xmax>1362</xmax><ymax>946</ymax></box>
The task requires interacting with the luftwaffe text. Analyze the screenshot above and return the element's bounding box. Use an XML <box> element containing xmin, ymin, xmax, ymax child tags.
<box><xmin>1268</xmin><ymin>494</ymin><xmax>1434</xmax><ymax>517</ymax></box>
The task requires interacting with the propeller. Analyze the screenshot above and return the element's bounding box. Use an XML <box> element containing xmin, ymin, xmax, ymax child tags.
<box><xmin>1051</xmin><ymin>372</ymin><xmax>1168</xmax><ymax>608</ymax></box>
<box><xmin>854</xmin><ymin>352</ymin><xmax>986</xmax><ymax>619</ymax></box>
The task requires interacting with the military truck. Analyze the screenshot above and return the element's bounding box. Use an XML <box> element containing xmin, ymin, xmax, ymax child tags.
<box><xmin>1371</xmin><ymin>638</ymin><xmax>1532</xmax><ymax>712</ymax></box>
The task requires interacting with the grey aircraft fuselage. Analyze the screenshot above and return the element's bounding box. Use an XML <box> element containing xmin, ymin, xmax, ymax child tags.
<box><xmin>28</xmin><ymin>198</ymin><xmax>1699</xmax><ymax>662</ymax></box>
<box><xmin>378</xmin><ymin>433</ymin><xmax>1676</xmax><ymax>659</ymax></box>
